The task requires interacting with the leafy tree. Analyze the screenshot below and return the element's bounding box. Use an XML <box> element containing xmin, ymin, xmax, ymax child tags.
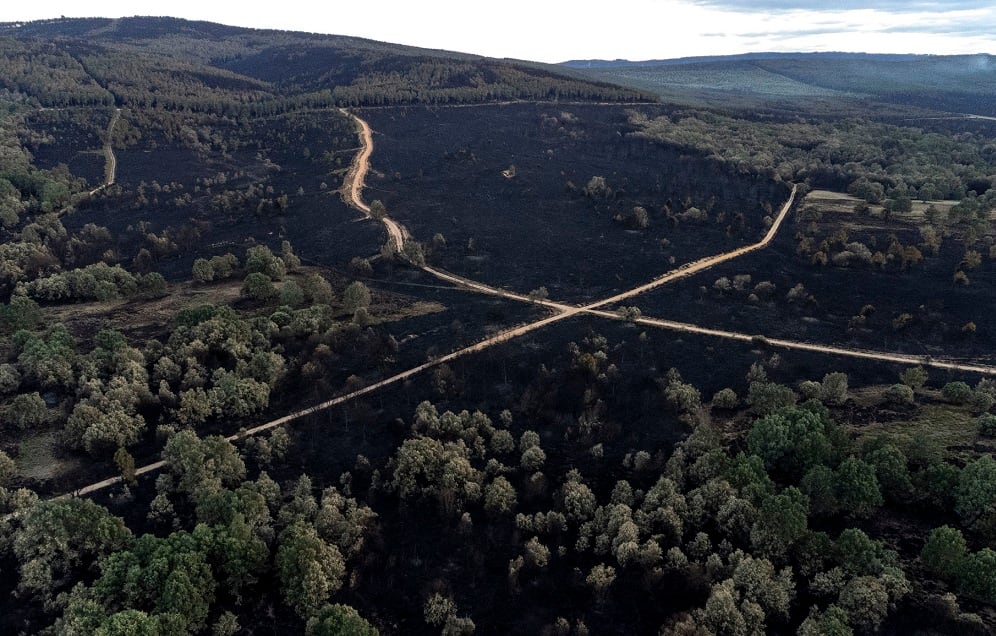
<box><xmin>15</xmin><ymin>324</ymin><xmax>76</xmax><ymax>388</ymax></box>
<box><xmin>801</xmin><ymin>465</ymin><xmax>838</xmax><ymax>516</ymax></box>
<box><xmin>192</xmin><ymin>514</ymin><xmax>268</xmax><ymax>597</ymax></box>
<box><xmin>0</xmin><ymin>449</ymin><xmax>16</xmax><ymax>485</ymax></box>
<box><xmin>13</xmin><ymin>498</ymin><xmax>132</xmax><ymax>601</ymax></box>
<box><xmin>0</xmin><ymin>363</ymin><xmax>20</xmax><ymax>394</ymax></box>
<box><xmin>277</xmin><ymin>522</ymin><xmax>346</xmax><ymax>618</ymax></box>
<box><xmin>209</xmin><ymin>253</ymin><xmax>239</xmax><ymax>279</ymax></box>
<box><xmin>883</xmin><ymin>383</ymin><xmax>914</xmax><ymax>405</ymax></box>
<box><xmin>343</xmin><ymin>281</ymin><xmax>371</xmax><ymax>313</ymax></box>
<box><xmin>797</xmin><ymin>605</ymin><xmax>853</xmax><ymax>636</ymax></box>
<box><xmin>307</xmin><ymin>604</ymin><xmax>378</xmax><ymax>636</ymax></box>
<box><xmin>192</xmin><ymin>258</ymin><xmax>214</xmax><ymax>283</ymax></box>
<box><xmin>942</xmin><ymin>381</ymin><xmax>974</xmax><ymax>405</ymax></box>
<box><xmin>747</xmin><ymin>406</ymin><xmax>840</xmax><ymax>479</ymax></box>
<box><xmin>835</xmin><ymin>457</ymin><xmax>883</xmax><ymax>519</ymax></box>
<box><xmin>899</xmin><ymin>367</ymin><xmax>927</xmax><ymax>391</ymax></box>
<box><xmin>84</xmin><ymin>532</ymin><xmax>217</xmax><ymax>632</ymax></box>
<box><xmin>665</xmin><ymin>379</ymin><xmax>701</xmax><ymax>412</ymax></box>
<box><xmin>245</xmin><ymin>245</ymin><xmax>286</xmax><ymax>280</ymax></box>
<box><xmin>978</xmin><ymin>414</ymin><xmax>996</xmax><ymax>437</ymax></box>
<box><xmin>957</xmin><ymin>548</ymin><xmax>996</xmax><ymax>604</ymax></box>
<box><xmin>303</xmin><ymin>273</ymin><xmax>334</xmax><ymax>305</ymax></box>
<box><xmin>0</xmin><ymin>295</ymin><xmax>41</xmax><ymax>332</ymax></box>
<box><xmin>838</xmin><ymin>576</ymin><xmax>890</xmax><ymax>632</ymax></box>
<box><xmin>423</xmin><ymin>593</ymin><xmax>456</xmax><ymax>627</ymax></box>
<box><xmin>955</xmin><ymin>456</ymin><xmax>996</xmax><ymax>530</ymax></box>
<box><xmin>711</xmin><ymin>388</ymin><xmax>739</xmax><ymax>409</ymax></box>
<box><xmin>560</xmin><ymin>474</ymin><xmax>597</xmax><ymax>522</ymax></box>
<box><xmin>921</xmin><ymin>525</ymin><xmax>968</xmax><ymax>580</ymax></box>
<box><xmin>114</xmin><ymin>447</ymin><xmax>136</xmax><ymax>484</ymax></box>
<box><xmin>750</xmin><ymin>487</ymin><xmax>809</xmax><ymax>560</ymax></box>
<box><xmin>484</xmin><ymin>476</ymin><xmax>518</xmax><ymax>516</ymax></box>
<box><xmin>390</xmin><ymin>436</ymin><xmax>482</xmax><ymax>515</ymax></box>
<box><xmin>66</xmin><ymin>400</ymin><xmax>146</xmax><ymax>455</ymax></box>
<box><xmin>820</xmin><ymin>372</ymin><xmax>849</xmax><ymax>406</ymax></box>
<box><xmin>241</xmin><ymin>272</ymin><xmax>277</xmax><ymax>301</ymax></box>
<box><xmin>862</xmin><ymin>440</ymin><xmax>912</xmax><ymax>501</ymax></box>
<box><xmin>747</xmin><ymin>382</ymin><xmax>797</xmax><ymax>415</ymax></box>
<box><xmin>4</xmin><ymin>391</ymin><xmax>47</xmax><ymax>429</ymax></box>
<box><xmin>835</xmin><ymin>529</ymin><xmax>895</xmax><ymax>577</ymax></box>
<box><xmin>162</xmin><ymin>431</ymin><xmax>246</xmax><ymax>499</ymax></box>
<box><xmin>586</xmin><ymin>563</ymin><xmax>616</xmax><ymax>601</ymax></box>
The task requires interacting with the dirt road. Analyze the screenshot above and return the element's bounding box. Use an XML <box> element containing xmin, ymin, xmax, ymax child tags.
<box><xmin>88</xmin><ymin>108</ymin><xmax>120</xmax><ymax>196</ymax></box>
<box><xmin>59</xmin><ymin>110</ymin><xmax>995</xmax><ymax>500</ymax></box>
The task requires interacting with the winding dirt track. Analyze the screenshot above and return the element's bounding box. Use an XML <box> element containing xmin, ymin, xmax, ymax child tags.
<box><xmin>60</xmin><ymin>108</ymin><xmax>996</xmax><ymax>500</ymax></box>
<box><xmin>87</xmin><ymin>108</ymin><xmax>120</xmax><ymax>196</ymax></box>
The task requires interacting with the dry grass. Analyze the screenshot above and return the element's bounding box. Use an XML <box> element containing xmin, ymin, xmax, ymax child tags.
<box><xmin>848</xmin><ymin>388</ymin><xmax>988</xmax><ymax>461</ymax></box>
<box><xmin>16</xmin><ymin>429</ymin><xmax>81</xmax><ymax>481</ymax></box>
<box><xmin>41</xmin><ymin>267</ymin><xmax>446</xmax><ymax>342</ymax></box>
<box><xmin>804</xmin><ymin>189</ymin><xmax>958</xmax><ymax>231</ymax></box>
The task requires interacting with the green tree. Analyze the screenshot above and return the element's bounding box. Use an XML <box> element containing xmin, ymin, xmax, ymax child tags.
<box><xmin>0</xmin><ymin>449</ymin><xmax>16</xmax><ymax>485</ymax></box>
<box><xmin>711</xmin><ymin>388</ymin><xmax>739</xmax><ymax>410</ymax></box>
<box><xmin>747</xmin><ymin>407</ymin><xmax>840</xmax><ymax>480</ymax></box>
<box><xmin>920</xmin><ymin>525</ymin><xmax>968</xmax><ymax>581</ymax></box>
<box><xmin>838</xmin><ymin>576</ymin><xmax>890</xmax><ymax>632</ymax></box>
<box><xmin>307</xmin><ymin>604</ymin><xmax>378</xmax><ymax>636</ymax></box>
<box><xmin>280</xmin><ymin>280</ymin><xmax>306</xmax><ymax>307</ymax></box>
<box><xmin>750</xmin><ymin>487</ymin><xmax>809</xmax><ymax>560</ymax></box>
<box><xmin>192</xmin><ymin>258</ymin><xmax>214</xmax><ymax>283</ymax></box>
<box><xmin>797</xmin><ymin>605</ymin><xmax>852</xmax><ymax>636</ymax></box>
<box><xmin>957</xmin><ymin>548</ymin><xmax>996</xmax><ymax>603</ymax></box>
<box><xmin>342</xmin><ymin>281</ymin><xmax>371</xmax><ymax>313</ymax></box>
<box><xmin>241</xmin><ymin>272</ymin><xmax>277</xmax><ymax>301</ymax></box>
<box><xmin>801</xmin><ymin>465</ymin><xmax>838</xmax><ymax>516</ymax></box>
<box><xmin>4</xmin><ymin>391</ymin><xmax>48</xmax><ymax>429</ymax></box>
<box><xmin>942</xmin><ymin>381</ymin><xmax>973</xmax><ymax>405</ymax></box>
<box><xmin>955</xmin><ymin>456</ymin><xmax>996</xmax><ymax>530</ymax></box>
<box><xmin>114</xmin><ymin>447</ymin><xmax>136</xmax><ymax>484</ymax></box>
<box><xmin>245</xmin><ymin>245</ymin><xmax>286</xmax><ymax>280</ymax></box>
<box><xmin>978</xmin><ymin>414</ymin><xmax>996</xmax><ymax>437</ymax></box>
<box><xmin>835</xmin><ymin>457</ymin><xmax>883</xmax><ymax>519</ymax></box>
<box><xmin>899</xmin><ymin>367</ymin><xmax>927</xmax><ymax>391</ymax></box>
<box><xmin>303</xmin><ymin>273</ymin><xmax>334</xmax><ymax>305</ymax></box>
<box><xmin>883</xmin><ymin>383</ymin><xmax>914</xmax><ymax>405</ymax></box>
<box><xmin>821</xmin><ymin>372</ymin><xmax>849</xmax><ymax>406</ymax></box>
<box><xmin>87</xmin><ymin>532</ymin><xmax>217</xmax><ymax>632</ymax></box>
<box><xmin>277</xmin><ymin>522</ymin><xmax>346</xmax><ymax>618</ymax></box>
<box><xmin>13</xmin><ymin>499</ymin><xmax>132</xmax><ymax>602</ymax></box>
<box><xmin>484</xmin><ymin>476</ymin><xmax>518</xmax><ymax>516</ymax></box>
<box><xmin>862</xmin><ymin>440</ymin><xmax>912</xmax><ymax>501</ymax></box>
<box><xmin>747</xmin><ymin>382</ymin><xmax>797</xmax><ymax>416</ymax></box>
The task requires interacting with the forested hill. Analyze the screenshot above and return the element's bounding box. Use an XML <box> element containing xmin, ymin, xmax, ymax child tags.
<box><xmin>563</xmin><ymin>52</ymin><xmax>996</xmax><ymax>116</ymax></box>
<box><xmin>0</xmin><ymin>16</ymin><xmax>652</xmax><ymax>113</ymax></box>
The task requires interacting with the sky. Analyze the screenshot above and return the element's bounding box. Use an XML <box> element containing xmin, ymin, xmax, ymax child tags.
<box><xmin>4</xmin><ymin>0</ymin><xmax>996</xmax><ymax>62</ymax></box>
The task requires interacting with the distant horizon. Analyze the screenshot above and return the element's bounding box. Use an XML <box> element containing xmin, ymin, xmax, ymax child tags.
<box><xmin>3</xmin><ymin>16</ymin><xmax>993</xmax><ymax>66</ymax></box>
<box><xmin>3</xmin><ymin>0</ymin><xmax>995</xmax><ymax>63</ymax></box>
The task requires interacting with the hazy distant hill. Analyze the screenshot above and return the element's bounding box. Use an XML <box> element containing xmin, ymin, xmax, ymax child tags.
<box><xmin>563</xmin><ymin>52</ymin><xmax>996</xmax><ymax>116</ymax></box>
<box><xmin>0</xmin><ymin>16</ymin><xmax>650</xmax><ymax>112</ymax></box>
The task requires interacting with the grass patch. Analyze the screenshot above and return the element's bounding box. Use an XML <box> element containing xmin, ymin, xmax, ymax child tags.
<box><xmin>851</xmin><ymin>401</ymin><xmax>982</xmax><ymax>461</ymax></box>
<box><xmin>16</xmin><ymin>429</ymin><xmax>80</xmax><ymax>481</ymax></box>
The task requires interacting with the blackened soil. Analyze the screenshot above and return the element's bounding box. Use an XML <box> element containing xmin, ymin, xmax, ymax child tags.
<box><xmin>361</xmin><ymin>103</ymin><xmax>790</xmax><ymax>303</ymax></box>
<box><xmin>625</xmin><ymin>212</ymin><xmax>996</xmax><ymax>367</ymax></box>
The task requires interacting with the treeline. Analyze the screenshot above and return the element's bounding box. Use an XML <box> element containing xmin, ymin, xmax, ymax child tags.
<box><xmin>628</xmin><ymin>110</ymin><xmax>996</xmax><ymax>202</ymax></box>
<box><xmin>0</xmin><ymin>39</ymin><xmax>114</xmax><ymax>107</ymax></box>
<box><xmin>1</xmin><ymin>21</ymin><xmax>651</xmax><ymax>116</ymax></box>
<box><xmin>3</xmin><ymin>347</ymin><xmax>996</xmax><ymax>632</ymax></box>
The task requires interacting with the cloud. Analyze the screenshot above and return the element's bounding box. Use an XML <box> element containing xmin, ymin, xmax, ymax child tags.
<box><xmin>689</xmin><ymin>0</ymin><xmax>993</xmax><ymax>12</ymax></box>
